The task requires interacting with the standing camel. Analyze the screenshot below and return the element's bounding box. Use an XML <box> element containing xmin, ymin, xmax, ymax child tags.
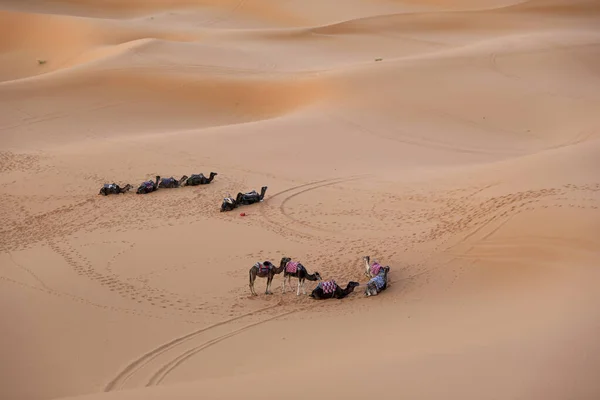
<box><xmin>249</xmin><ymin>257</ymin><xmax>290</xmax><ymax>296</ymax></box>
<box><xmin>282</xmin><ymin>259</ymin><xmax>322</xmax><ymax>296</ymax></box>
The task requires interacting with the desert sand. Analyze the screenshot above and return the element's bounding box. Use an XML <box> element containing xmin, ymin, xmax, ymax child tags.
<box><xmin>1</xmin><ymin>0</ymin><xmax>600</xmax><ymax>399</ymax></box>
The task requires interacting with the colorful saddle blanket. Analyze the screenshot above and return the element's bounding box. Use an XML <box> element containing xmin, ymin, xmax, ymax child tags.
<box><xmin>103</xmin><ymin>184</ymin><xmax>116</xmax><ymax>190</ymax></box>
<box><xmin>162</xmin><ymin>177</ymin><xmax>175</xmax><ymax>185</ymax></box>
<box><xmin>369</xmin><ymin>275</ymin><xmax>386</xmax><ymax>291</ymax></box>
<box><xmin>285</xmin><ymin>261</ymin><xmax>299</xmax><ymax>273</ymax></box>
<box><xmin>256</xmin><ymin>262</ymin><xmax>271</xmax><ymax>274</ymax></box>
<box><xmin>370</xmin><ymin>262</ymin><xmax>382</xmax><ymax>276</ymax></box>
<box><xmin>320</xmin><ymin>280</ymin><xmax>337</xmax><ymax>294</ymax></box>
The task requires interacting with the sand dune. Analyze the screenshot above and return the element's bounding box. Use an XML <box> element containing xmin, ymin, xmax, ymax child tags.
<box><xmin>1</xmin><ymin>1</ymin><xmax>599</xmax><ymax>400</ymax></box>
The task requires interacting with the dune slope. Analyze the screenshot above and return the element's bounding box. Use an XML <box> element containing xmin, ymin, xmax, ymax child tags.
<box><xmin>1</xmin><ymin>1</ymin><xmax>599</xmax><ymax>400</ymax></box>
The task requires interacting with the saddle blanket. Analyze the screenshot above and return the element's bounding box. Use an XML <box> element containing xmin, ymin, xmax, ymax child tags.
<box><xmin>370</xmin><ymin>262</ymin><xmax>382</xmax><ymax>276</ymax></box>
<box><xmin>103</xmin><ymin>184</ymin><xmax>115</xmax><ymax>190</ymax></box>
<box><xmin>256</xmin><ymin>262</ymin><xmax>271</xmax><ymax>274</ymax></box>
<box><xmin>285</xmin><ymin>261</ymin><xmax>298</xmax><ymax>273</ymax></box>
<box><xmin>369</xmin><ymin>275</ymin><xmax>385</xmax><ymax>291</ymax></box>
<box><xmin>162</xmin><ymin>178</ymin><xmax>175</xmax><ymax>185</ymax></box>
<box><xmin>321</xmin><ymin>280</ymin><xmax>337</xmax><ymax>294</ymax></box>
<box><xmin>143</xmin><ymin>181</ymin><xmax>154</xmax><ymax>189</ymax></box>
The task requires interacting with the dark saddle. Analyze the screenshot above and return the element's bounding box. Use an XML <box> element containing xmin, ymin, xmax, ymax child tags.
<box><xmin>143</xmin><ymin>181</ymin><xmax>155</xmax><ymax>189</ymax></box>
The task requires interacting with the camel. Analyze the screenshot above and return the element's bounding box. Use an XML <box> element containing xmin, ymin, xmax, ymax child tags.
<box><xmin>136</xmin><ymin>176</ymin><xmax>160</xmax><ymax>194</ymax></box>
<box><xmin>310</xmin><ymin>280</ymin><xmax>360</xmax><ymax>300</ymax></box>
<box><xmin>282</xmin><ymin>260</ymin><xmax>322</xmax><ymax>295</ymax></box>
<box><xmin>185</xmin><ymin>172</ymin><xmax>217</xmax><ymax>186</ymax></box>
<box><xmin>158</xmin><ymin>175</ymin><xmax>188</xmax><ymax>189</ymax></box>
<box><xmin>99</xmin><ymin>183</ymin><xmax>132</xmax><ymax>196</ymax></box>
<box><xmin>363</xmin><ymin>255</ymin><xmax>385</xmax><ymax>278</ymax></box>
<box><xmin>364</xmin><ymin>265</ymin><xmax>390</xmax><ymax>297</ymax></box>
<box><xmin>249</xmin><ymin>256</ymin><xmax>290</xmax><ymax>296</ymax></box>
<box><xmin>221</xmin><ymin>186</ymin><xmax>268</xmax><ymax>212</ymax></box>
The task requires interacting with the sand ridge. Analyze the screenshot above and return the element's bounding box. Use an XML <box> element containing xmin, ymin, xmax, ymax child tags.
<box><xmin>1</xmin><ymin>1</ymin><xmax>599</xmax><ymax>400</ymax></box>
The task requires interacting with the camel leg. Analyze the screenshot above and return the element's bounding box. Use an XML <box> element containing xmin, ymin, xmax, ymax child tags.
<box><xmin>296</xmin><ymin>278</ymin><xmax>301</xmax><ymax>296</ymax></box>
<box><xmin>282</xmin><ymin>274</ymin><xmax>286</xmax><ymax>294</ymax></box>
<box><xmin>363</xmin><ymin>256</ymin><xmax>371</xmax><ymax>277</ymax></box>
<box><xmin>302</xmin><ymin>278</ymin><xmax>307</xmax><ymax>295</ymax></box>
<box><xmin>249</xmin><ymin>270</ymin><xmax>257</xmax><ymax>296</ymax></box>
<box><xmin>266</xmin><ymin>275</ymin><xmax>272</xmax><ymax>295</ymax></box>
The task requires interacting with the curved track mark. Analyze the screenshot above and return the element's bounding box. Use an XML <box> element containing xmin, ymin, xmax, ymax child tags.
<box><xmin>147</xmin><ymin>307</ymin><xmax>304</xmax><ymax>386</ymax></box>
<box><xmin>104</xmin><ymin>302</ymin><xmax>282</xmax><ymax>391</ymax></box>
<box><xmin>259</xmin><ymin>175</ymin><xmax>369</xmax><ymax>238</ymax></box>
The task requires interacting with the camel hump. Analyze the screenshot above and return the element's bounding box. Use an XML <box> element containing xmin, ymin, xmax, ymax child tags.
<box><xmin>371</xmin><ymin>262</ymin><xmax>382</xmax><ymax>275</ymax></box>
<box><xmin>257</xmin><ymin>261</ymin><xmax>272</xmax><ymax>273</ymax></box>
<box><xmin>321</xmin><ymin>280</ymin><xmax>337</xmax><ymax>294</ymax></box>
<box><xmin>285</xmin><ymin>261</ymin><xmax>298</xmax><ymax>273</ymax></box>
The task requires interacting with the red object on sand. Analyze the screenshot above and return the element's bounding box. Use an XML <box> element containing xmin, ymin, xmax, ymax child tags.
<box><xmin>240</xmin><ymin>212</ymin><xmax>246</xmax><ymax>216</ymax></box>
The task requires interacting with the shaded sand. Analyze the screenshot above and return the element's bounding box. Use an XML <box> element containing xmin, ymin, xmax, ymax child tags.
<box><xmin>1</xmin><ymin>1</ymin><xmax>599</xmax><ymax>400</ymax></box>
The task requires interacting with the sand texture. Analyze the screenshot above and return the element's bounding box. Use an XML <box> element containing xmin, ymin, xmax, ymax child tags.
<box><xmin>1</xmin><ymin>1</ymin><xmax>600</xmax><ymax>399</ymax></box>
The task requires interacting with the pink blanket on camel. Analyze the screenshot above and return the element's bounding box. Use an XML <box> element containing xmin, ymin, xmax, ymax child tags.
<box><xmin>322</xmin><ymin>280</ymin><xmax>337</xmax><ymax>294</ymax></box>
<box><xmin>285</xmin><ymin>261</ymin><xmax>299</xmax><ymax>273</ymax></box>
<box><xmin>370</xmin><ymin>262</ymin><xmax>382</xmax><ymax>276</ymax></box>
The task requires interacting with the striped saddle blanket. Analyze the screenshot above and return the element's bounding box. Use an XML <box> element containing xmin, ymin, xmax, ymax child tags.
<box><xmin>369</xmin><ymin>275</ymin><xmax>386</xmax><ymax>291</ymax></box>
<box><xmin>320</xmin><ymin>280</ymin><xmax>337</xmax><ymax>294</ymax></box>
<box><xmin>256</xmin><ymin>262</ymin><xmax>271</xmax><ymax>274</ymax></box>
<box><xmin>285</xmin><ymin>261</ymin><xmax>298</xmax><ymax>273</ymax></box>
<box><xmin>370</xmin><ymin>262</ymin><xmax>382</xmax><ymax>276</ymax></box>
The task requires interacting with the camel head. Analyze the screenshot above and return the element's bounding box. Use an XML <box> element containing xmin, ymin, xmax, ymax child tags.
<box><xmin>209</xmin><ymin>172</ymin><xmax>217</xmax><ymax>178</ymax></box>
<box><xmin>347</xmin><ymin>281</ymin><xmax>360</xmax><ymax>290</ymax></box>
<box><xmin>155</xmin><ymin>175</ymin><xmax>160</xmax><ymax>186</ymax></box>
<box><xmin>313</xmin><ymin>272</ymin><xmax>323</xmax><ymax>281</ymax></box>
<box><xmin>280</xmin><ymin>257</ymin><xmax>292</xmax><ymax>266</ymax></box>
<box><xmin>259</xmin><ymin>186</ymin><xmax>268</xmax><ymax>200</ymax></box>
<box><xmin>179</xmin><ymin>175</ymin><xmax>189</xmax><ymax>185</ymax></box>
<box><xmin>123</xmin><ymin>184</ymin><xmax>132</xmax><ymax>192</ymax></box>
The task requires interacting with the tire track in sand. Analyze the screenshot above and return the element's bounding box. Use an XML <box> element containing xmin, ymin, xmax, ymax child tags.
<box><xmin>146</xmin><ymin>306</ymin><xmax>306</xmax><ymax>387</ymax></box>
<box><xmin>105</xmin><ymin>302</ymin><xmax>294</xmax><ymax>391</ymax></box>
<box><xmin>259</xmin><ymin>175</ymin><xmax>369</xmax><ymax>239</ymax></box>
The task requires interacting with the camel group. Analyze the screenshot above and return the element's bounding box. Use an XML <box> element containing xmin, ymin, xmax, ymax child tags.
<box><xmin>99</xmin><ymin>172</ymin><xmax>218</xmax><ymax>196</ymax></box>
<box><xmin>249</xmin><ymin>255</ymin><xmax>390</xmax><ymax>299</ymax></box>
<box><xmin>99</xmin><ymin>172</ymin><xmax>269</xmax><ymax>213</ymax></box>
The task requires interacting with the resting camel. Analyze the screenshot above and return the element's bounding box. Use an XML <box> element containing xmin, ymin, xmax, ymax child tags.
<box><xmin>99</xmin><ymin>183</ymin><xmax>132</xmax><ymax>196</ymax></box>
<box><xmin>282</xmin><ymin>259</ymin><xmax>322</xmax><ymax>296</ymax></box>
<box><xmin>310</xmin><ymin>280</ymin><xmax>360</xmax><ymax>300</ymax></box>
<box><xmin>221</xmin><ymin>186</ymin><xmax>268</xmax><ymax>212</ymax></box>
<box><xmin>136</xmin><ymin>176</ymin><xmax>160</xmax><ymax>194</ymax></box>
<box><xmin>185</xmin><ymin>172</ymin><xmax>217</xmax><ymax>186</ymax></box>
<box><xmin>158</xmin><ymin>175</ymin><xmax>188</xmax><ymax>189</ymax></box>
<box><xmin>249</xmin><ymin>256</ymin><xmax>290</xmax><ymax>296</ymax></box>
<box><xmin>364</xmin><ymin>265</ymin><xmax>390</xmax><ymax>297</ymax></box>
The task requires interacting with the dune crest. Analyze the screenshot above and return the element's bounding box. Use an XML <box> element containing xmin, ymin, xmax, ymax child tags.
<box><xmin>1</xmin><ymin>1</ymin><xmax>599</xmax><ymax>400</ymax></box>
